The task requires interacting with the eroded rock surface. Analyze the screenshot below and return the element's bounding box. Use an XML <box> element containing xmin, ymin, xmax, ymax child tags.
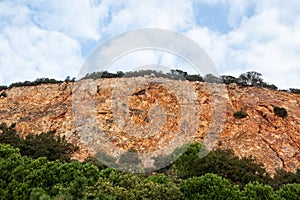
<box><xmin>0</xmin><ymin>78</ymin><xmax>299</xmax><ymax>173</ymax></box>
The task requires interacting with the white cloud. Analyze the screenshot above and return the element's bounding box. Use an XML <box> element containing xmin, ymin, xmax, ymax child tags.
<box><xmin>0</xmin><ymin>1</ymin><xmax>85</xmax><ymax>85</ymax></box>
<box><xmin>23</xmin><ymin>0</ymin><xmax>109</xmax><ymax>41</ymax></box>
<box><xmin>186</xmin><ymin>0</ymin><xmax>300</xmax><ymax>89</ymax></box>
<box><xmin>186</xmin><ymin>27</ymin><xmax>228</xmax><ymax>74</ymax></box>
<box><xmin>0</xmin><ymin>0</ymin><xmax>300</xmax><ymax>89</ymax></box>
<box><xmin>0</xmin><ymin>1</ymin><xmax>31</xmax><ymax>27</ymax></box>
<box><xmin>102</xmin><ymin>0</ymin><xmax>195</xmax><ymax>36</ymax></box>
<box><xmin>0</xmin><ymin>25</ymin><xmax>82</xmax><ymax>84</ymax></box>
<box><xmin>226</xmin><ymin>0</ymin><xmax>255</xmax><ymax>28</ymax></box>
<box><xmin>223</xmin><ymin>1</ymin><xmax>300</xmax><ymax>88</ymax></box>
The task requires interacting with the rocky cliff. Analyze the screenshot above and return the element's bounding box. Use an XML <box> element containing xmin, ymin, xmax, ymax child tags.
<box><xmin>0</xmin><ymin>78</ymin><xmax>299</xmax><ymax>173</ymax></box>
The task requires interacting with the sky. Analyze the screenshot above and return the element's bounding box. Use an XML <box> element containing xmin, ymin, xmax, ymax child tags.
<box><xmin>0</xmin><ymin>0</ymin><xmax>300</xmax><ymax>89</ymax></box>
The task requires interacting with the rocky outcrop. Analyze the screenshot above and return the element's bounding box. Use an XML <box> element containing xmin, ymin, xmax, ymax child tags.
<box><xmin>0</xmin><ymin>78</ymin><xmax>299</xmax><ymax>173</ymax></box>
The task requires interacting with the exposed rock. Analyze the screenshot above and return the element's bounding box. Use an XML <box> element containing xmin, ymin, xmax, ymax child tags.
<box><xmin>0</xmin><ymin>78</ymin><xmax>299</xmax><ymax>173</ymax></box>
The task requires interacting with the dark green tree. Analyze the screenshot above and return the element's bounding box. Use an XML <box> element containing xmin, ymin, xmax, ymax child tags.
<box><xmin>221</xmin><ymin>75</ymin><xmax>238</xmax><ymax>85</ymax></box>
<box><xmin>274</xmin><ymin>107</ymin><xmax>288</xmax><ymax>118</ymax></box>
<box><xmin>180</xmin><ymin>173</ymin><xmax>240</xmax><ymax>199</ymax></box>
<box><xmin>238</xmin><ymin>71</ymin><xmax>264</xmax><ymax>87</ymax></box>
<box><xmin>0</xmin><ymin>123</ymin><xmax>78</xmax><ymax>162</ymax></box>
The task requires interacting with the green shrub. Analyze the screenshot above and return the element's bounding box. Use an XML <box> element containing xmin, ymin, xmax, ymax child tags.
<box><xmin>238</xmin><ymin>71</ymin><xmax>264</xmax><ymax>87</ymax></box>
<box><xmin>271</xmin><ymin>169</ymin><xmax>300</xmax><ymax>189</ymax></box>
<box><xmin>0</xmin><ymin>91</ymin><xmax>7</xmax><ymax>98</ymax></box>
<box><xmin>159</xmin><ymin>143</ymin><xmax>271</xmax><ymax>187</ymax></box>
<box><xmin>1</xmin><ymin>144</ymin><xmax>300</xmax><ymax>199</ymax></box>
<box><xmin>276</xmin><ymin>184</ymin><xmax>300</xmax><ymax>199</ymax></box>
<box><xmin>221</xmin><ymin>75</ymin><xmax>238</xmax><ymax>85</ymax></box>
<box><xmin>136</xmin><ymin>179</ymin><xmax>184</xmax><ymax>200</ymax></box>
<box><xmin>83</xmin><ymin>156</ymin><xmax>108</xmax><ymax>170</ymax></box>
<box><xmin>240</xmin><ymin>182</ymin><xmax>276</xmax><ymax>199</ymax></box>
<box><xmin>289</xmin><ymin>88</ymin><xmax>300</xmax><ymax>94</ymax></box>
<box><xmin>234</xmin><ymin>110</ymin><xmax>248</xmax><ymax>119</ymax></box>
<box><xmin>8</xmin><ymin>78</ymin><xmax>63</xmax><ymax>88</ymax></box>
<box><xmin>274</xmin><ymin>107</ymin><xmax>287</xmax><ymax>118</ymax></box>
<box><xmin>0</xmin><ymin>85</ymin><xmax>8</xmax><ymax>91</ymax></box>
<box><xmin>180</xmin><ymin>174</ymin><xmax>240</xmax><ymax>199</ymax></box>
<box><xmin>0</xmin><ymin>123</ymin><xmax>78</xmax><ymax>162</ymax></box>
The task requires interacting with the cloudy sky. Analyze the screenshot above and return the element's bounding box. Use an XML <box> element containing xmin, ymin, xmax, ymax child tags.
<box><xmin>0</xmin><ymin>0</ymin><xmax>300</xmax><ymax>89</ymax></box>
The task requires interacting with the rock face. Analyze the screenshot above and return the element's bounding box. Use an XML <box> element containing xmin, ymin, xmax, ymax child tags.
<box><xmin>0</xmin><ymin>78</ymin><xmax>299</xmax><ymax>173</ymax></box>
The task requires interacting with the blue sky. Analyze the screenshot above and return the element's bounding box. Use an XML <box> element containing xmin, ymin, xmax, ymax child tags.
<box><xmin>0</xmin><ymin>0</ymin><xmax>300</xmax><ymax>89</ymax></box>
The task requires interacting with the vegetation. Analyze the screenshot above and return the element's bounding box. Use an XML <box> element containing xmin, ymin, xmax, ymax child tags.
<box><xmin>0</xmin><ymin>143</ymin><xmax>299</xmax><ymax>199</ymax></box>
<box><xmin>274</xmin><ymin>107</ymin><xmax>288</xmax><ymax>118</ymax></box>
<box><xmin>8</xmin><ymin>78</ymin><xmax>64</xmax><ymax>88</ymax></box>
<box><xmin>0</xmin><ymin>86</ymin><xmax>8</xmax><ymax>91</ymax></box>
<box><xmin>81</xmin><ymin>69</ymin><xmax>300</xmax><ymax>94</ymax></box>
<box><xmin>234</xmin><ymin>110</ymin><xmax>248</xmax><ymax>119</ymax></box>
<box><xmin>0</xmin><ymin>67</ymin><xmax>299</xmax><ymax>199</ymax></box>
<box><xmin>0</xmin><ymin>76</ymin><xmax>75</xmax><ymax>90</ymax></box>
<box><xmin>0</xmin><ymin>91</ymin><xmax>7</xmax><ymax>98</ymax></box>
<box><xmin>0</xmin><ymin>123</ymin><xmax>299</xmax><ymax>199</ymax></box>
<box><xmin>0</xmin><ymin>70</ymin><xmax>299</xmax><ymax>93</ymax></box>
<box><xmin>154</xmin><ymin>143</ymin><xmax>272</xmax><ymax>187</ymax></box>
<box><xmin>289</xmin><ymin>88</ymin><xmax>300</xmax><ymax>94</ymax></box>
<box><xmin>0</xmin><ymin>123</ymin><xmax>78</xmax><ymax>162</ymax></box>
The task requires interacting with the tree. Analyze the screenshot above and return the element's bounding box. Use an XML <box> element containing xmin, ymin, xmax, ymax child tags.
<box><xmin>0</xmin><ymin>123</ymin><xmax>78</xmax><ymax>162</ymax></box>
<box><xmin>0</xmin><ymin>91</ymin><xmax>7</xmax><ymax>98</ymax></box>
<box><xmin>204</xmin><ymin>73</ymin><xmax>222</xmax><ymax>83</ymax></box>
<box><xmin>271</xmin><ymin>169</ymin><xmax>300</xmax><ymax>189</ymax></box>
<box><xmin>160</xmin><ymin>142</ymin><xmax>271</xmax><ymax>187</ymax></box>
<box><xmin>0</xmin><ymin>85</ymin><xmax>8</xmax><ymax>91</ymax></box>
<box><xmin>276</xmin><ymin>184</ymin><xmax>300</xmax><ymax>199</ymax></box>
<box><xmin>240</xmin><ymin>182</ymin><xmax>276</xmax><ymax>199</ymax></box>
<box><xmin>180</xmin><ymin>174</ymin><xmax>240</xmax><ymax>199</ymax></box>
<box><xmin>221</xmin><ymin>75</ymin><xmax>238</xmax><ymax>85</ymax></box>
<box><xmin>238</xmin><ymin>71</ymin><xmax>264</xmax><ymax>87</ymax></box>
<box><xmin>289</xmin><ymin>88</ymin><xmax>300</xmax><ymax>94</ymax></box>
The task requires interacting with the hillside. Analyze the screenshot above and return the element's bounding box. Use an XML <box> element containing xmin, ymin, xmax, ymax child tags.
<box><xmin>0</xmin><ymin>78</ymin><xmax>299</xmax><ymax>173</ymax></box>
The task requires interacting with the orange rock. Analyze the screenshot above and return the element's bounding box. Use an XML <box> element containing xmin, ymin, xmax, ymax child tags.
<box><xmin>0</xmin><ymin>79</ymin><xmax>299</xmax><ymax>174</ymax></box>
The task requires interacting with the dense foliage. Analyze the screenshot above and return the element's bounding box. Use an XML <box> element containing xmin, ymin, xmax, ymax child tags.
<box><xmin>0</xmin><ymin>70</ymin><xmax>299</xmax><ymax>93</ymax></box>
<box><xmin>0</xmin><ymin>91</ymin><xmax>7</xmax><ymax>98</ymax></box>
<box><xmin>0</xmin><ymin>123</ymin><xmax>78</xmax><ymax>162</ymax></box>
<box><xmin>274</xmin><ymin>107</ymin><xmax>288</xmax><ymax>118</ymax></box>
<box><xmin>154</xmin><ymin>143</ymin><xmax>272</xmax><ymax>187</ymax></box>
<box><xmin>0</xmin><ymin>76</ymin><xmax>75</xmax><ymax>90</ymax></box>
<box><xmin>0</xmin><ymin>143</ymin><xmax>299</xmax><ymax>199</ymax></box>
<box><xmin>83</xmin><ymin>70</ymin><xmax>286</xmax><ymax>91</ymax></box>
<box><xmin>233</xmin><ymin>110</ymin><xmax>248</xmax><ymax>119</ymax></box>
<box><xmin>8</xmin><ymin>78</ymin><xmax>64</xmax><ymax>88</ymax></box>
<box><xmin>289</xmin><ymin>88</ymin><xmax>300</xmax><ymax>94</ymax></box>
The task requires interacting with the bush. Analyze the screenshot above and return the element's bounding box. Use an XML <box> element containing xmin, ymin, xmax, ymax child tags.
<box><xmin>83</xmin><ymin>156</ymin><xmax>108</xmax><ymax>170</ymax></box>
<box><xmin>0</xmin><ymin>85</ymin><xmax>8</xmax><ymax>91</ymax></box>
<box><xmin>234</xmin><ymin>110</ymin><xmax>248</xmax><ymax>119</ymax></box>
<box><xmin>0</xmin><ymin>123</ymin><xmax>78</xmax><ymax>162</ymax></box>
<box><xmin>0</xmin><ymin>144</ymin><xmax>102</xmax><ymax>199</ymax></box>
<box><xmin>156</xmin><ymin>142</ymin><xmax>271</xmax><ymax>187</ymax></box>
<box><xmin>276</xmin><ymin>184</ymin><xmax>300</xmax><ymax>199</ymax></box>
<box><xmin>240</xmin><ymin>182</ymin><xmax>276</xmax><ymax>199</ymax></box>
<box><xmin>204</xmin><ymin>73</ymin><xmax>222</xmax><ymax>83</ymax></box>
<box><xmin>0</xmin><ymin>91</ymin><xmax>7</xmax><ymax>98</ymax></box>
<box><xmin>221</xmin><ymin>75</ymin><xmax>238</xmax><ymax>85</ymax></box>
<box><xmin>8</xmin><ymin>78</ymin><xmax>63</xmax><ymax>88</ymax></box>
<box><xmin>237</xmin><ymin>71</ymin><xmax>264</xmax><ymax>87</ymax></box>
<box><xmin>180</xmin><ymin>174</ymin><xmax>240</xmax><ymax>199</ymax></box>
<box><xmin>289</xmin><ymin>88</ymin><xmax>300</xmax><ymax>94</ymax></box>
<box><xmin>1</xmin><ymin>144</ymin><xmax>300</xmax><ymax>199</ymax></box>
<box><xmin>271</xmin><ymin>169</ymin><xmax>300</xmax><ymax>190</ymax></box>
<box><xmin>274</xmin><ymin>107</ymin><xmax>287</xmax><ymax>118</ymax></box>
